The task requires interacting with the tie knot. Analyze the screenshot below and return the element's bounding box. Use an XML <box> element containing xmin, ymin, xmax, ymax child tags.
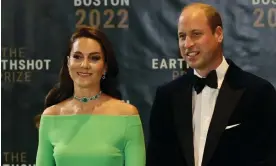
<box><xmin>193</xmin><ymin>70</ymin><xmax>218</xmax><ymax>94</ymax></box>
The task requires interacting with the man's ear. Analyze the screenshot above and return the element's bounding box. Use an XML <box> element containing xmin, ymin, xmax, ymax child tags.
<box><xmin>214</xmin><ymin>26</ymin><xmax>223</xmax><ymax>43</ymax></box>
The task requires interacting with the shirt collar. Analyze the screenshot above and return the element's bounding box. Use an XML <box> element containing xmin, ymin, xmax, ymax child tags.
<box><xmin>193</xmin><ymin>56</ymin><xmax>229</xmax><ymax>89</ymax></box>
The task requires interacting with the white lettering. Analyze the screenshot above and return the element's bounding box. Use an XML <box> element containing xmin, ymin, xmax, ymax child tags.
<box><xmin>93</xmin><ymin>0</ymin><xmax>101</xmax><ymax>6</ymax></box>
<box><xmin>74</xmin><ymin>0</ymin><xmax>82</xmax><ymax>6</ymax></box>
<box><xmin>26</xmin><ymin>60</ymin><xmax>35</xmax><ymax>70</ymax></box>
<box><xmin>74</xmin><ymin>0</ymin><xmax>102</xmax><ymax>6</ymax></box>
<box><xmin>263</xmin><ymin>0</ymin><xmax>270</xmax><ymax>4</ymax></box>
<box><xmin>121</xmin><ymin>0</ymin><xmax>129</xmax><ymax>6</ymax></box>
<box><xmin>10</xmin><ymin>60</ymin><xmax>17</xmax><ymax>70</ymax></box>
<box><xmin>1</xmin><ymin>60</ymin><xmax>51</xmax><ymax>70</ymax></box>
<box><xmin>160</xmin><ymin>59</ymin><xmax>168</xmax><ymax>69</ymax></box>
<box><xmin>44</xmin><ymin>60</ymin><xmax>51</xmax><ymax>70</ymax></box>
<box><xmin>169</xmin><ymin>59</ymin><xmax>176</xmax><ymax>69</ymax></box>
<box><xmin>19</xmin><ymin>60</ymin><xmax>25</xmax><ymax>70</ymax></box>
<box><xmin>3</xmin><ymin>164</ymin><xmax>35</xmax><ymax>166</ymax></box>
<box><xmin>111</xmin><ymin>0</ymin><xmax>120</xmax><ymax>6</ymax></box>
<box><xmin>104</xmin><ymin>0</ymin><xmax>129</xmax><ymax>6</ymax></box>
<box><xmin>1</xmin><ymin>60</ymin><xmax>8</xmax><ymax>70</ymax></box>
<box><xmin>35</xmin><ymin>60</ymin><xmax>43</xmax><ymax>70</ymax></box>
<box><xmin>83</xmin><ymin>0</ymin><xmax>92</xmax><ymax>6</ymax></box>
<box><xmin>172</xmin><ymin>70</ymin><xmax>186</xmax><ymax>80</ymax></box>
<box><xmin>177</xmin><ymin>59</ymin><xmax>185</xmax><ymax>69</ymax></box>
<box><xmin>104</xmin><ymin>0</ymin><xmax>108</xmax><ymax>5</ymax></box>
<box><xmin>152</xmin><ymin>58</ymin><xmax>186</xmax><ymax>69</ymax></box>
<box><xmin>152</xmin><ymin>59</ymin><xmax>158</xmax><ymax>69</ymax></box>
<box><xmin>252</xmin><ymin>0</ymin><xmax>276</xmax><ymax>5</ymax></box>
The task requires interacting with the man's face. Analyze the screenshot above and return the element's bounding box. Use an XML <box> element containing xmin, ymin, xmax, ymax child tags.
<box><xmin>178</xmin><ymin>8</ymin><xmax>223</xmax><ymax>70</ymax></box>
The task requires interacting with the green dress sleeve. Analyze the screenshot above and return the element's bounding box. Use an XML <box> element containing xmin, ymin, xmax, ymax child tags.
<box><xmin>124</xmin><ymin>116</ymin><xmax>146</xmax><ymax>166</ymax></box>
<box><xmin>36</xmin><ymin>116</ymin><xmax>55</xmax><ymax>166</ymax></box>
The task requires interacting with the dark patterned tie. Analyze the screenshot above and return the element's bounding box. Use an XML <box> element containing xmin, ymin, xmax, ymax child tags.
<box><xmin>193</xmin><ymin>70</ymin><xmax>218</xmax><ymax>94</ymax></box>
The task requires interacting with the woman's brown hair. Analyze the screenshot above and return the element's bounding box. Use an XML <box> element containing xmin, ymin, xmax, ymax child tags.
<box><xmin>44</xmin><ymin>26</ymin><xmax>121</xmax><ymax>108</ymax></box>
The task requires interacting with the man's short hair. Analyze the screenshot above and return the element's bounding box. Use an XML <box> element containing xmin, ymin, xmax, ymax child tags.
<box><xmin>181</xmin><ymin>3</ymin><xmax>223</xmax><ymax>33</ymax></box>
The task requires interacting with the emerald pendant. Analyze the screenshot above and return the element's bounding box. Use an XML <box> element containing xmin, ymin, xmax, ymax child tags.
<box><xmin>81</xmin><ymin>98</ymin><xmax>88</xmax><ymax>103</ymax></box>
<box><xmin>73</xmin><ymin>91</ymin><xmax>102</xmax><ymax>103</ymax></box>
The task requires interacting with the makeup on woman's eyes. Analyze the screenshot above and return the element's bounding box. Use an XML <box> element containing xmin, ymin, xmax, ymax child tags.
<box><xmin>71</xmin><ymin>51</ymin><xmax>83</xmax><ymax>60</ymax></box>
<box><xmin>89</xmin><ymin>55</ymin><xmax>101</xmax><ymax>61</ymax></box>
<box><xmin>72</xmin><ymin>54</ymin><xmax>82</xmax><ymax>59</ymax></box>
<box><xmin>71</xmin><ymin>51</ymin><xmax>102</xmax><ymax>62</ymax></box>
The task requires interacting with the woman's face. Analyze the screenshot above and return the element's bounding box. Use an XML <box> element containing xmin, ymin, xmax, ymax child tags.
<box><xmin>68</xmin><ymin>37</ymin><xmax>106</xmax><ymax>88</ymax></box>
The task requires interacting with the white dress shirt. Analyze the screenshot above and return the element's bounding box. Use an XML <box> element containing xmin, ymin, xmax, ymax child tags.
<box><xmin>193</xmin><ymin>57</ymin><xmax>229</xmax><ymax>166</ymax></box>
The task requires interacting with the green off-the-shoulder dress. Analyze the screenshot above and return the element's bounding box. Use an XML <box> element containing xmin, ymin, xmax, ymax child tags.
<box><xmin>36</xmin><ymin>115</ymin><xmax>145</xmax><ymax>166</ymax></box>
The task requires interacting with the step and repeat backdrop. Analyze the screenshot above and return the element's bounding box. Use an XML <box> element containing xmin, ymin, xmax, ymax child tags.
<box><xmin>1</xmin><ymin>0</ymin><xmax>276</xmax><ymax>165</ymax></box>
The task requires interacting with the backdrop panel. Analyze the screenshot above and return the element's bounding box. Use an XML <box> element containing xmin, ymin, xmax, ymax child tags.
<box><xmin>1</xmin><ymin>0</ymin><xmax>276</xmax><ymax>165</ymax></box>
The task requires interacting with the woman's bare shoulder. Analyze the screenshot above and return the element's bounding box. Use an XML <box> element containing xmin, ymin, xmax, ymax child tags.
<box><xmin>42</xmin><ymin>105</ymin><xmax>60</xmax><ymax>115</ymax></box>
<box><xmin>111</xmin><ymin>99</ymin><xmax>139</xmax><ymax>115</ymax></box>
<box><xmin>42</xmin><ymin>100</ymin><xmax>70</xmax><ymax>115</ymax></box>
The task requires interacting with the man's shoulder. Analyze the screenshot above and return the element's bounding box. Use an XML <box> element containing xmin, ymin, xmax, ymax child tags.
<box><xmin>226</xmin><ymin>60</ymin><xmax>273</xmax><ymax>89</ymax></box>
<box><xmin>240</xmin><ymin>69</ymin><xmax>273</xmax><ymax>88</ymax></box>
<box><xmin>230</xmin><ymin>64</ymin><xmax>275</xmax><ymax>92</ymax></box>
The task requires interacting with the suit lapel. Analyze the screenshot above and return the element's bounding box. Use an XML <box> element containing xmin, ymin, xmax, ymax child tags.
<box><xmin>201</xmin><ymin>62</ymin><xmax>245</xmax><ymax>166</ymax></box>
<box><xmin>173</xmin><ymin>69</ymin><xmax>195</xmax><ymax>166</ymax></box>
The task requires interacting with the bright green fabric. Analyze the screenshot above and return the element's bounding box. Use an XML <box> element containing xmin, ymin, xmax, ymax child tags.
<box><xmin>36</xmin><ymin>115</ymin><xmax>145</xmax><ymax>166</ymax></box>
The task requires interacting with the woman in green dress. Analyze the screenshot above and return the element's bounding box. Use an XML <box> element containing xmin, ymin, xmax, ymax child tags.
<box><xmin>36</xmin><ymin>26</ymin><xmax>146</xmax><ymax>166</ymax></box>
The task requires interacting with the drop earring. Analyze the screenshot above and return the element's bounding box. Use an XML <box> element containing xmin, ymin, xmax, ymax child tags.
<box><xmin>102</xmin><ymin>73</ymin><xmax>106</xmax><ymax>80</ymax></box>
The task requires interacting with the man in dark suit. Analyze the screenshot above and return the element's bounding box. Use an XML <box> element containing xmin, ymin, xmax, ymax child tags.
<box><xmin>146</xmin><ymin>3</ymin><xmax>276</xmax><ymax>166</ymax></box>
